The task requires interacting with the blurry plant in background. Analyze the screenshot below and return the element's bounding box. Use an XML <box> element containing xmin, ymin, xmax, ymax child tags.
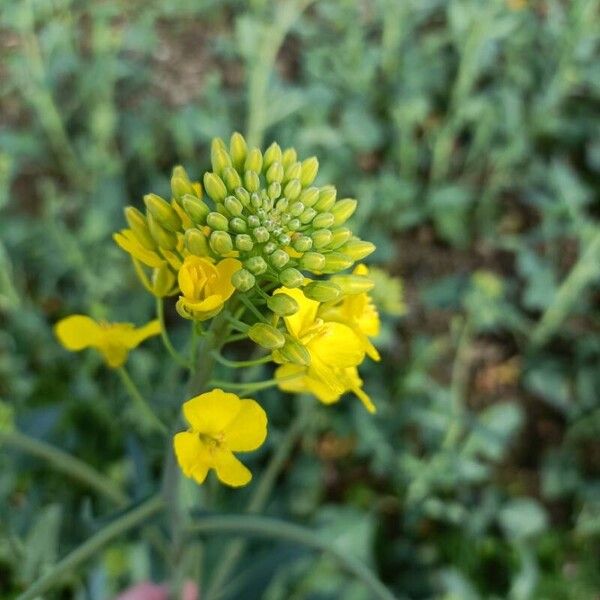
<box><xmin>1</xmin><ymin>0</ymin><xmax>599</xmax><ymax>599</ymax></box>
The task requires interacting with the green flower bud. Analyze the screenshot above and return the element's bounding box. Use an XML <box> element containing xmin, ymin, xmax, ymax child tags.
<box><xmin>210</xmin><ymin>230</ymin><xmax>233</xmax><ymax>255</ymax></box>
<box><xmin>314</xmin><ymin>186</ymin><xmax>337</xmax><ymax>212</ymax></box>
<box><xmin>289</xmin><ymin>201</ymin><xmax>304</xmax><ymax>217</ymax></box>
<box><xmin>152</xmin><ymin>263</ymin><xmax>176</xmax><ymax>297</ymax></box>
<box><xmin>311</xmin><ymin>229</ymin><xmax>333</xmax><ymax>249</ymax></box>
<box><xmin>268</xmin><ymin>181</ymin><xmax>281</xmax><ymax>200</ymax></box>
<box><xmin>340</xmin><ymin>239</ymin><xmax>376</xmax><ymax>261</ymax></box>
<box><xmin>279</xmin><ymin>267</ymin><xmax>304</xmax><ymax>288</ymax></box>
<box><xmin>270</xmin><ymin>249</ymin><xmax>290</xmax><ymax>269</ymax></box>
<box><xmin>222</xmin><ymin>166</ymin><xmax>242</xmax><ymax>191</ymax></box>
<box><xmin>248</xmin><ymin>323</ymin><xmax>285</xmax><ymax>349</ymax></box>
<box><xmin>299</xmin><ymin>207</ymin><xmax>316</xmax><ymax>224</ymax></box>
<box><xmin>244</xmin><ymin>148</ymin><xmax>263</xmax><ymax>173</ymax></box>
<box><xmin>328</xmin><ymin>227</ymin><xmax>352</xmax><ymax>249</ymax></box>
<box><xmin>251</xmin><ymin>192</ymin><xmax>262</xmax><ymax>209</ymax></box>
<box><xmin>278</xmin><ymin>233</ymin><xmax>291</xmax><ymax>246</ymax></box>
<box><xmin>320</xmin><ymin>252</ymin><xmax>354</xmax><ymax>273</ymax></box>
<box><xmin>245</xmin><ymin>256</ymin><xmax>268</xmax><ymax>274</ymax></box>
<box><xmin>293</xmin><ymin>235</ymin><xmax>313</xmax><ymax>252</ymax></box>
<box><xmin>248</xmin><ymin>215</ymin><xmax>260</xmax><ymax>228</ymax></box>
<box><xmin>204</xmin><ymin>172</ymin><xmax>228</xmax><ymax>202</ymax></box>
<box><xmin>231</xmin><ymin>268</ymin><xmax>255</xmax><ymax>292</ymax></box>
<box><xmin>275</xmin><ymin>334</ymin><xmax>311</xmax><ymax>366</ymax></box>
<box><xmin>185</xmin><ymin>228</ymin><xmax>210</xmax><ymax>256</ymax></box>
<box><xmin>284</xmin><ymin>179</ymin><xmax>302</xmax><ymax>201</ymax></box>
<box><xmin>274</xmin><ymin>197</ymin><xmax>288</xmax><ymax>214</ymax></box>
<box><xmin>284</xmin><ymin>161</ymin><xmax>302</xmax><ymax>182</ymax></box>
<box><xmin>244</xmin><ymin>170</ymin><xmax>260</xmax><ymax>193</ymax></box>
<box><xmin>330</xmin><ymin>273</ymin><xmax>375</xmax><ymax>294</ymax></box>
<box><xmin>230</xmin><ymin>217</ymin><xmax>247</xmax><ymax>233</ymax></box>
<box><xmin>224</xmin><ymin>195</ymin><xmax>244</xmax><ymax>216</ymax></box>
<box><xmin>300</xmin><ymin>187</ymin><xmax>320</xmax><ymax>207</ymax></box>
<box><xmin>303</xmin><ymin>280</ymin><xmax>342</xmax><ymax>303</ymax></box>
<box><xmin>331</xmin><ymin>199</ymin><xmax>357</xmax><ymax>226</ymax></box>
<box><xmin>266</xmin><ymin>161</ymin><xmax>284</xmax><ymax>184</ymax></box>
<box><xmin>124</xmin><ymin>207</ymin><xmax>156</xmax><ymax>249</ymax></box>
<box><xmin>263</xmin><ymin>142</ymin><xmax>282</xmax><ymax>169</ymax></box>
<box><xmin>253</xmin><ymin>226</ymin><xmax>269</xmax><ymax>243</ymax></box>
<box><xmin>235</xmin><ymin>234</ymin><xmax>253</xmax><ymax>252</ymax></box>
<box><xmin>288</xmin><ymin>218</ymin><xmax>301</xmax><ymax>231</ymax></box>
<box><xmin>230</xmin><ymin>132</ymin><xmax>248</xmax><ymax>170</ymax></box>
<box><xmin>235</xmin><ymin>186</ymin><xmax>251</xmax><ymax>207</ymax></box>
<box><xmin>211</xmin><ymin>145</ymin><xmax>232</xmax><ymax>175</ymax></box>
<box><xmin>300</xmin><ymin>251</ymin><xmax>325</xmax><ymax>271</ymax></box>
<box><xmin>181</xmin><ymin>195</ymin><xmax>210</xmax><ymax>225</ymax></box>
<box><xmin>282</xmin><ymin>148</ymin><xmax>297</xmax><ymax>168</ymax></box>
<box><xmin>207</xmin><ymin>212</ymin><xmax>229</xmax><ymax>231</ymax></box>
<box><xmin>300</xmin><ymin>157</ymin><xmax>319</xmax><ymax>187</ymax></box>
<box><xmin>144</xmin><ymin>193</ymin><xmax>182</xmax><ymax>232</ymax></box>
<box><xmin>147</xmin><ymin>213</ymin><xmax>178</xmax><ymax>249</ymax></box>
<box><xmin>263</xmin><ymin>241</ymin><xmax>277</xmax><ymax>254</ymax></box>
<box><xmin>313</xmin><ymin>212</ymin><xmax>335</xmax><ymax>229</ymax></box>
<box><xmin>267</xmin><ymin>293</ymin><xmax>299</xmax><ymax>316</ymax></box>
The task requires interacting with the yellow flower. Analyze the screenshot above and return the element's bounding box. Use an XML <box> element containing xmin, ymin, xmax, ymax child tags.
<box><xmin>319</xmin><ymin>264</ymin><xmax>381</xmax><ymax>361</ymax></box>
<box><xmin>54</xmin><ymin>315</ymin><xmax>160</xmax><ymax>368</ymax></box>
<box><xmin>176</xmin><ymin>255</ymin><xmax>241</xmax><ymax>321</ymax></box>
<box><xmin>113</xmin><ymin>229</ymin><xmax>164</xmax><ymax>268</ymax></box>
<box><xmin>273</xmin><ymin>287</ymin><xmax>376</xmax><ymax>413</ymax></box>
<box><xmin>174</xmin><ymin>389</ymin><xmax>267</xmax><ymax>487</ymax></box>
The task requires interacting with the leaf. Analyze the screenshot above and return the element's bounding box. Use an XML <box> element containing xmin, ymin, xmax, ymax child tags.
<box><xmin>499</xmin><ymin>498</ymin><xmax>548</xmax><ymax>541</ymax></box>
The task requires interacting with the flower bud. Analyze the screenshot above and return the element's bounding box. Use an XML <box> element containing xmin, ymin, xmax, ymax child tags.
<box><xmin>328</xmin><ymin>227</ymin><xmax>352</xmax><ymax>249</ymax></box>
<box><xmin>235</xmin><ymin>186</ymin><xmax>251</xmax><ymax>207</ymax></box>
<box><xmin>210</xmin><ymin>230</ymin><xmax>233</xmax><ymax>255</ymax></box>
<box><xmin>331</xmin><ymin>273</ymin><xmax>375</xmax><ymax>294</ymax></box>
<box><xmin>244</xmin><ymin>170</ymin><xmax>260</xmax><ymax>193</ymax></box>
<box><xmin>248</xmin><ymin>215</ymin><xmax>260</xmax><ymax>228</ymax></box>
<box><xmin>282</xmin><ymin>148</ymin><xmax>297</xmax><ymax>168</ymax></box>
<box><xmin>147</xmin><ymin>213</ymin><xmax>178</xmax><ymax>249</ymax></box>
<box><xmin>244</xmin><ymin>148</ymin><xmax>263</xmax><ymax>173</ymax></box>
<box><xmin>211</xmin><ymin>146</ymin><xmax>232</xmax><ymax>175</ymax></box>
<box><xmin>300</xmin><ymin>187</ymin><xmax>320</xmax><ymax>207</ymax></box>
<box><xmin>185</xmin><ymin>228</ymin><xmax>210</xmax><ymax>256</ymax></box>
<box><xmin>321</xmin><ymin>252</ymin><xmax>354</xmax><ymax>273</ymax></box>
<box><xmin>152</xmin><ymin>263</ymin><xmax>176</xmax><ymax>297</ymax></box>
<box><xmin>300</xmin><ymin>251</ymin><xmax>325</xmax><ymax>271</ymax></box>
<box><xmin>300</xmin><ymin>157</ymin><xmax>319</xmax><ymax>187</ymax></box>
<box><xmin>268</xmin><ymin>181</ymin><xmax>281</xmax><ymax>200</ymax></box>
<box><xmin>284</xmin><ymin>179</ymin><xmax>302</xmax><ymax>201</ymax></box>
<box><xmin>231</xmin><ymin>268</ymin><xmax>255</xmax><ymax>292</ymax></box>
<box><xmin>253</xmin><ymin>227</ymin><xmax>270</xmax><ymax>243</ymax></box>
<box><xmin>222</xmin><ymin>166</ymin><xmax>242</xmax><ymax>191</ymax></box>
<box><xmin>279</xmin><ymin>267</ymin><xmax>304</xmax><ymax>288</ymax></box>
<box><xmin>181</xmin><ymin>195</ymin><xmax>210</xmax><ymax>225</ymax></box>
<box><xmin>340</xmin><ymin>239</ymin><xmax>376</xmax><ymax>261</ymax></box>
<box><xmin>311</xmin><ymin>229</ymin><xmax>332</xmax><ymax>249</ymax></box>
<box><xmin>171</xmin><ymin>167</ymin><xmax>195</xmax><ymax>199</ymax></box>
<box><xmin>144</xmin><ymin>193</ymin><xmax>182</xmax><ymax>232</ymax></box>
<box><xmin>207</xmin><ymin>212</ymin><xmax>229</xmax><ymax>231</ymax></box>
<box><xmin>224</xmin><ymin>195</ymin><xmax>244</xmax><ymax>216</ymax></box>
<box><xmin>270</xmin><ymin>249</ymin><xmax>290</xmax><ymax>269</ymax></box>
<box><xmin>204</xmin><ymin>172</ymin><xmax>228</xmax><ymax>202</ymax></box>
<box><xmin>331</xmin><ymin>199</ymin><xmax>357</xmax><ymax>226</ymax></box>
<box><xmin>288</xmin><ymin>201</ymin><xmax>304</xmax><ymax>217</ymax></box>
<box><xmin>313</xmin><ymin>212</ymin><xmax>335</xmax><ymax>229</ymax></box>
<box><xmin>274</xmin><ymin>197</ymin><xmax>288</xmax><ymax>214</ymax></box>
<box><xmin>230</xmin><ymin>217</ymin><xmax>247</xmax><ymax>233</ymax></box>
<box><xmin>266</xmin><ymin>161</ymin><xmax>284</xmax><ymax>184</ymax></box>
<box><xmin>315</xmin><ymin>186</ymin><xmax>337</xmax><ymax>212</ymax></box>
<box><xmin>245</xmin><ymin>256</ymin><xmax>268</xmax><ymax>274</ymax></box>
<box><xmin>263</xmin><ymin>142</ymin><xmax>282</xmax><ymax>169</ymax></box>
<box><xmin>299</xmin><ymin>207</ymin><xmax>316</xmax><ymax>224</ymax></box>
<box><xmin>124</xmin><ymin>207</ymin><xmax>156</xmax><ymax>249</ymax></box>
<box><xmin>284</xmin><ymin>161</ymin><xmax>302</xmax><ymax>182</ymax></box>
<box><xmin>287</xmin><ymin>218</ymin><xmax>301</xmax><ymax>231</ymax></box>
<box><xmin>248</xmin><ymin>323</ymin><xmax>285</xmax><ymax>349</ymax></box>
<box><xmin>251</xmin><ymin>193</ymin><xmax>262</xmax><ymax>209</ymax></box>
<box><xmin>235</xmin><ymin>234</ymin><xmax>254</xmax><ymax>252</ymax></box>
<box><xmin>230</xmin><ymin>132</ymin><xmax>247</xmax><ymax>170</ymax></box>
<box><xmin>293</xmin><ymin>235</ymin><xmax>313</xmax><ymax>252</ymax></box>
<box><xmin>267</xmin><ymin>293</ymin><xmax>299</xmax><ymax>316</ymax></box>
<box><xmin>303</xmin><ymin>280</ymin><xmax>342</xmax><ymax>303</ymax></box>
<box><xmin>275</xmin><ymin>335</ymin><xmax>311</xmax><ymax>366</ymax></box>
<box><xmin>263</xmin><ymin>241</ymin><xmax>277</xmax><ymax>254</ymax></box>
<box><xmin>278</xmin><ymin>233</ymin><xmax>291</xmax><ymax>246</ymax></box>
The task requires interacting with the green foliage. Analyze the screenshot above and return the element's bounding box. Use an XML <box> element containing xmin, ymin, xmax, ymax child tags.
<box><xmin>1</xmin><ymin>0</ymin><xmax>599</xmax><ymax>598</ymax></box>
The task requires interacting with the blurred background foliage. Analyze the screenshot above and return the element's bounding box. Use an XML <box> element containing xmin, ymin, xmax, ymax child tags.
<box><xmin>1</xmin><ymin>0</ymin><xmax>599</xmax><ymax>598</ymax></box>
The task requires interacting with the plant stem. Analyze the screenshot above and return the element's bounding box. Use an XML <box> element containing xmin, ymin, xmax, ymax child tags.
<box><xmin>188</xmin><ymin>514</ymin><xmax>397</xmax><ymax>600</ymax></box>
<box><xmin>207</xmin><ymin>378</ymin><xmax>278</xmax><ymax>393</ymax></box>
<box><xmin>210</xmin><ymin>350</ymin><xmax>272</xmax><ymax>369</ymax></box>
<box><xmin>205</xmin><ymin>399</ymin><xmax>310</xmax><ymax>600</ymax></box>
<box><xmin>17</xmin><ymin>495</ymin><xmax>165</xmax><ymax>600</ymax></box>
<box><xmin>117</xmin><ymin>367</ymin><xmax>168</xmax><ymax>435</ymax></box>
<box><xmin>0</xmin><ymin>429</ymin><xmax>128</xmax><ymax>507</ymax></box>
<box><xmin>157</xmin><ymin>297</ymin><xmax>191</xmax><ymax>369</ymax></box>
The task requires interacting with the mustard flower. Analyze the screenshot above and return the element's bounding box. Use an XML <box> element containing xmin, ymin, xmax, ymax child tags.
<box><xmin>174</xmin><ymin>389</ymin><xmax>267</xmax><ymax>487</ymax></box>
<box><xmin>176</xmin><ymin>255</ymin><xmax>241</xmax><ymax>321</ymax></box>
<box><xmin>273</xmin><ymin>287</ymin><xmax>376</xmax><ymax>413</ymax></box>
<box><xmin>54</xmin><ymin>315</ymin><xmax>160</xmax><ymax>368</ymax></box>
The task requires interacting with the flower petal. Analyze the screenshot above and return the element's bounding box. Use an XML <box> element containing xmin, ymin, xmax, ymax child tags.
<box><xmin>54</xmin><ymin>315</ymin><xmax>102</xmax><ymax>351</ymax></box>
<box><xmin>113</xmin><ymin>230</ymin><xmax>164</xmax><ymax>268</ymax></box>
<box><xmin>222</xmin><ymin>399</ymin><xmax>267</xmax><ymax>452</ymax></box>
<box><xmin>277</xmin><ymin>287</ymin><xmax>319</xmax><ymax>338</ymax></box>
<box><xmin>99</xmin><ymin>343</ymin><xmax>129</xmax><ymax>368</ymax></box>
<box><xmin>182</xmin><ymin>389</ymin><xmax>241</xmax><ymax>434</ymax></box>
<box><xmin>211</xmin><ymin>258</ymin><xmax>242</xmax><ymax>300</ymax></box>
<box><xmin>173</xmin><ymin>431</ymin><xmax>210</xmax><ymax>484</ymax></box>
<box><xmin>309</xmin><ymin>322</ymin><xmax>364</xmax><ymax>367</ymax></box>
<box><xmin>213</xmin><ymin>448</ymin><xmax>252</xmax><ymax>487</ymax></box>
<box><xmin>275</xmin><ymin>363</ymin><xmax>307</xmax><ymax>393</ymax></box>
<box><xmin>127</xmin><ymin>319</ymin><xmax>161</xmax><ymax>348</ymax></box>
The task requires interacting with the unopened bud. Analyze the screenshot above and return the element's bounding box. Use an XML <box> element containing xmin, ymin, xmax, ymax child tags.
<box><xmin>185</xmin><ymin>228</ymin><xmax>210</xmax><ymax>256</ymax></box>
<box><xmin>329</xmin><ymin>227</ymin><xmax>352</xmax><ymax>249</ymax></box>
<box><xmin>171</xmin><ymin>174</ymin><xmax>194</xmax><ymax>200</ymax></box>
<box><xmin>303</xmin><ymin>280</ymin><xmax>342</xmax><ymax>303</ymax></box>
<box><xmin>340</xmin><ymin>239</ymin><xmax>376</xmax><ymax>261</ymax></box>
<box><xmin>210</xmin><ymin>230</ymin><xmax>233</xmax><ymax>255</ymax></box>
<box><xmin>207</xmin><ymin>212</ymin><xmax>229</xmax><ymax>231</ymax></box>
<box><xmin>321</xmin><ymin>252</ymin><xmax>354</xmax><ymax>273</ymax></box>
<box><xmin>224</xmin><ymin>195</ymin><xmax>244</xmax><ymax>216</ymax></box>
<box><xmin>274</xmin><ymin>197</ymin><xmax>288</xmax><ymax>213</ymax></box>
<box><xmin>253</xmin><ymin>227</ymin><xmax>270</xmax><ymax>243</ymax></box>
<box><xmin>287</xmin><ymin>218</ymin><xmax>301</xmax><ymax>231</ymax></box>
<box><xmin>147</xmin><ymin>214</ymin><xmax>178</xmax><ymax>249</ymax></box>
<box><xmin>300</xmin><ymin>157</ymin><xmax>319</xmax><ymax>187</ymax></box>
<box><xmin>300</xmin><ymin>252</ymin><xmax>325</xmax><ymax>271</ymax></box>
<box><xmin>276</xmin><ymin>335</ymin><xmax>311</xmax><ymax>366</ymax></box>
<box><xmin>144</xmin><ymin>193</ymin><xmax>182</xmax><ymax>232</ymax></box>
<box><xmin>235</xmin><ymin>234</ymin><xmax>254</xmax><ymax>252</ymax></box>
<box><xmin>315</xmin><ymin>186</ymin><xmax>337</xmax><ymax>212</ymax></box>
<box><xmin>182</xmin><ymin>195</ymin><xmax>210</xmax><ymax>224</ymax></box>
<box><xmin>270</xmin><ymin>249</ymin><xmax>290</xmax><ymax>269</ymax></box>
<box><xmin>266</xmin><ymin>161</ymin><xmax>284</xmax><ymax>184</ymax></box>
<box><xmin>279</xmin><ymin>267</ymin><xmax>304</xmax><ymax>288</ymax></box>
<box><xmin>248</xmin><ymin>323</ymin><xmax>285</xmax><ymax>349</ymax></box>
<box><xmin>284</xmin><ymin>179</ymin><xmax>302</xmax><ymax>201</ymax></box>
<box><xmin>313</xmin><ymin>212</ymin><xmax>335</xmax><ymax>229</ymax></box>
<box><xmin>268</xmin><ymin>181</ymin><xmax>281</xmax><ymax>200</ymax></box>
<box><xmin>231</xmin><ymin>268</ymin><xmax>255</xmax><ymax>292</ymax></box>
<box><xmin>263</xmin><ymin>241</ymin><xmax>277</xmax><ymax>254</ymax></box>
<box><xmin>124</xmin><ymin>207</ymin><xmax>155</xmax><ymax>249</ymax></box>
<box><xmin>267</xmin><ymin>293</ymin><xmax>299</xmax><ymax>316</ymax></box>
<box><xmin>263</xmin><ymin>142</ymin><xmax>282</xmax><ymax>169</ymax></box>
<box><xmin>245</xmin><ymin>256</ymin><xmax>268</xmax><ymax>275</ymax></box>
<box><xmin>299</xmin><ymin>207</ymin><xmax>316</xmax><ymax>224</ymax></box>
<box><xmin>230</xmin><ymin>217</ymin><xmax>247</xmax><ymax>233</ymax></box>
<box><xmin>230</xmin><ymin>132</ymin><xmax>248</xmax><ymax>170</ymax></box>
<box><xmin>204</xmin><ymin>172</ymin><xmax>228</xmax><ymax>202</ymax></box>
<box><xmin>311</xmin><ymin>229</ymin><xmax>333</xmax><ymax>249</ymax></box>
<box><xmin>211</xmin><ymin>146</ymin><xmax>232</xmax><ymax>175</ymax></box>
<box><xmin>331</xmin><ymin>273</ymin><xmax>375</xmax><ymax>295</ymax></box>
<box><xmin>248</xmin><ymin>215</ymin><xmax>260</xmax><ymax>228</ymax></box>
<box><xmin>152</xmin><ymin>263</ymin><xmax>176</xmax><ymax>297</ymax></box>
<box><xmin>284</xmin><ymin>161</ymin><xmax>302</xmax><ymax>182</ymax></box>
<box><xmin>244</xmin><ymin>170</ymin><xmax>260</xmax><ymax>193</ymax></box>
<box><xmin>282</xmin><ymin>148</ymin><xmax>297</xmax><ymax>168</ymax></box>
<box><xmin>244</xmin><ymin>148</ymin><xmax>263</xmax><ymax>173</ymax></box>
<box><xmin>235</xmin><ymin>187</ymin><xmax>251</xmax><ymax>207</ymax></box>
<box><xmin>222</xmin><ymin>166</ymin><xmax>242</xmax><ymax>191</ymax></box>
<box><xmin>300</xmin><ymin>187</ymin><xmax>320</xmax><ymax>207</ymax></box>
<box><xmin>331</xmin><ymin>199</ymin><xmax>357</xmax><ymax>226</ymax></box>
<box><xmin>293</xmin><ymin>235</ymin><xmax>313</xmax><ymax>252</ymax></box>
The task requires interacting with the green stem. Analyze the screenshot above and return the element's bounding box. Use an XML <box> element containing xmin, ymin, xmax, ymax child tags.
<box><xmin>117</xmin><ymin>367</ymin><xmax>168</xmax><ymax>435</ymax></box>
<box><xmin>205</xmin><ymin>399</ymin><xmax>310</xmax><ymax>600</ymax></box>
<box><xmin>188</xmin><ymin>514</ymin><xmax>396</xmax><ymax>600</ymax></box>
<box><xmin>157</xmin><ymin>297</ymin><xmax>191</xmax><ymax>369</ymax></box>
<box><xmin>225</xmin><ymin>314</ymin><xmax>250</xmax><ymax>333</ymax></box>
<box><xmin>207</xmin><ymin>378</ymin><xmax>278</xmax><ymax>393</ymax></box>
<box><xmin>238</xmin><ymin>293</ymin><xmax>267</xmax><ymax>323</ymax></box>
<box><xmin>210</xmin><ymin>350</ymin><xmax>272</xmax><ymax>369</ymax></box>
<box><xmin>17</xmin><ymin>496</ymin><xmax>164</xmax><ymax>600</ymax></box>
<box><xmin>0</xmin><ymin>429</ymin><xmax>128</xmax><ymax>507</ymax></box>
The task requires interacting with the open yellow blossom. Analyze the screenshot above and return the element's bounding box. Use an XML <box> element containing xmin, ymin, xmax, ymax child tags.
<box><xmin>113</xmin><ymin>229</ymin><xmax>165</xmax><ymax>268</ymax></box>
<box><xmin>176</xmin><ymin>256</ymin><xmax>241</xmax><ymax>321</ymax></box>
<box><xmin>174</xmin><ymin>389</ymin><xmax>267</xmax><ymax>487</ymax></box>
<box><xmin>273</xmin><ymin>287</ymin><xmax>376</xmax><ymax>413</ymax></box>
<box><xmin>319</xmin><ymin>265</ymin><xmax>381</xmax><ymax>361</ymax></box>
<box><xmin>54</xmin><ymin>315</ymin><xmax>160</xmax><ymax>368</ymax></box>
